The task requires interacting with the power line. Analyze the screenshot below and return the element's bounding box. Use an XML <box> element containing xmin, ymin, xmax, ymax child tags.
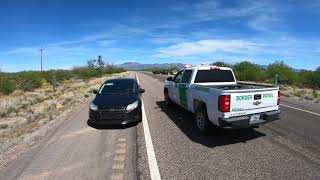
<box><xmin>38</xmin><ymin>48</ymin><xmax>45</xmax><ymax>71</ymax></box>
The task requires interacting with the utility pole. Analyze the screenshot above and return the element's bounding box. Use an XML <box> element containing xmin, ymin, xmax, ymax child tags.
<box><xmin>39</xmin><ymin>48</ymin><xmax>45</xmax><ymax>71</ymax></box>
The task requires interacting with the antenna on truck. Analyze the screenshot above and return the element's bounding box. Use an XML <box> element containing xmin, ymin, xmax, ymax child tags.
<box><xmin>201</xmin><ymin>61</ymin><xmax>207</xmax><ymax>66</ymax></box>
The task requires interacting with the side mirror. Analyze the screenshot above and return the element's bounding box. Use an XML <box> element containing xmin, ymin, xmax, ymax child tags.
<box><xmin>92</xmin><ymin>89</ymin><xmax>98</xmax><ymax>94</ymax></box>
<box><xmin>139</xmin><ymin>88</ymin><xmax>145</xmax><ymax>93</ymax></box>
<box><xmin>166</xmin><ymin>77</ymin><xmax>173</xmax><ymax>81</ymax></box>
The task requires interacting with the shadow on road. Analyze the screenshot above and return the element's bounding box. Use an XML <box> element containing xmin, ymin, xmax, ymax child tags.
<box><xmin>87</xmin><ymin>120</ymin><xmax>139</xmax><ymax>130</ymax></box>
<box><xmin>156</xmin><ymin>101</ymin><xmax>266</xmax><ymax>148</ymax></box>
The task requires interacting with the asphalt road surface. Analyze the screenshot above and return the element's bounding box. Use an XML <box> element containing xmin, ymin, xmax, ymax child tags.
<box><xmin>1</xmin><ymin>71</ymin><xmax>320</xmax><ymax>180</ymax></box>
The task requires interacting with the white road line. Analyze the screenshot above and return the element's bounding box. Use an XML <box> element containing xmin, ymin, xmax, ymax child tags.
<box><xmin>110</xmin><ymin>173</ymin><xmax>124</xmax><ymax>180</ymax></box>
<box><xmin>136</xmin><ymin>73</ymin><xmax>162</xmax><ymax>180</ymax></box>
<box><xmin>115</xmin><ymin>149</ymin><xmax>126</xmax><ymax>154</ymax></box>
<box><xmin>280</xmin><ymin>104</ymin><xmax>320</xmax><ymax>116</ymax></box>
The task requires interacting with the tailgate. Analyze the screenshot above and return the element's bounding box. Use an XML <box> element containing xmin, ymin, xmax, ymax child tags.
<box><xmin>229</xmin><ymin>89</ymin><xmax>278</xmax><ymax>117</ymax></box>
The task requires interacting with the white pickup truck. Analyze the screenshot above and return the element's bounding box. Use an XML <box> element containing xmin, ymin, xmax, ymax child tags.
<box><xmin>164</xmin><ymin>65</ymin><xmax>280</xmax><ymax>133</ymax></box>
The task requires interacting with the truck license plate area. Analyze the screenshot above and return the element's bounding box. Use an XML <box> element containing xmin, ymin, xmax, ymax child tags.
<box><xmin>250</xmin><ymin>114</ymin><xmax>260</xmax><ymax>124</ymax></box>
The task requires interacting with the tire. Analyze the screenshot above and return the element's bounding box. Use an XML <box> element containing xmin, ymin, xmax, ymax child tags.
<box><xmin>194</xmin><ymin>106</ymin><xmax>210</xmax><ymax>134</ymax></box>
<box><xmin>164</xmin><ymin>90</ymin><xmax>172</xmax><ymax>107</ymax></box>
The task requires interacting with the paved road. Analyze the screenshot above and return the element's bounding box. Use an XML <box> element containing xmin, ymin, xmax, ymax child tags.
<box><xmin>1</xmin><ymin>71</ymin><xmax>320</xmax><ymax>180</ymax></box>
<box><xmin>138</xmin><ymin>72</ymin><xmax>320</xmax><ymax>179</ymax></box>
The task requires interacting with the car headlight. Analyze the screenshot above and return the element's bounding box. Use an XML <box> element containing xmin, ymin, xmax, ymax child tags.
<box><xmin>89</xmin><ymin>103</ymin><xmax>98</xmax><ymax>111</ymax></box>
<box><xmin>126</xmin><ymin>101</ymin><xmax>139</xmax><ymax>111</ymax></box>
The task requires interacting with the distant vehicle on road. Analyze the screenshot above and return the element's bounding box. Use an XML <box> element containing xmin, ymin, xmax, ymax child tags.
<box><xmin>169</xmin><ymin>70</ymin><xmax>177</xmax><ymax>75</ymax></box>
<box><xmin>164</xmin><ymin>65</ymin><xmax>280</xmax><ymax>133</ymax></box>
<box><xmin>160</xmin><ymin>69</ymin><xmax>169</xmax><ymax>75</ymax></box>
<box><xmin>152</xmin><ymin>70</ymin><xmax>161</xmax><ymax>74</ymax></box>
<box><xmin>88</xmin><ymin>78</ymin><xmax>145</xmax><ymax>126</ymax></box>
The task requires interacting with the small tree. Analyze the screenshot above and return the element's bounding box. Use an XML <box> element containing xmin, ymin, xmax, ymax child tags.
<box><xmin>267</xmin><ymin>61</ymin><xmax>298</xmax><ymax>84</ymax></box>
<box><xmin>233</xmin><ymin>61</ymin><xmax>267</xmax><ymax>81</ymax></box>
<box><xmin>97</xmin><ymin>55</ymin><xmax>105</xmax><ymax>75</ymax></box>
<box><xmin>18</xmin><ymin>72</ymin><xmax>44</xmax><ymax>91</ymax></box>
<box><xmin>87</xmin><ymin>59</ymin><xmax>96</xmax><ymax>68</ymax></box>
<box><xmin>0</xmin><ymin>77</ymin><xmax>15</xmax><ymax>95</ymax></box>
<box><xmin>86</xmin><ymin>55</ymin><xmax>105</xmax><ymax>76</ymax></box>
<box><xmin>310</xmin><ymin>67</ymin><xmax>320</xmax><ymax>88</ymax></box>
<box><xmin>211</xmin><ymin>61</ymin><xmax>232</xmax><ymax>67</ymax></box>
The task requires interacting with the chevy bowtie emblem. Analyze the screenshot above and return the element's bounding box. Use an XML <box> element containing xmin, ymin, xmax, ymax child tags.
<box><xmin>253</xmin><ymin>101</ymin><xmax>261</xmax><ymax>106</ymax></box>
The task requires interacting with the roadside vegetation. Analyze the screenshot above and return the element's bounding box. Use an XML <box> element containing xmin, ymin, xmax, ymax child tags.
<box><xmin>0</xmin><ymin>56</ymin><xmax>127</xmax><ymax>168</ymax></box>
<box><xmin>211</xmin><ymin>60</ymin><xmax>320</xmax><ymax>103</ymax></box>
<box><xmin>0</xmin><ymin>55</ymin><xmax>125</xmax><ymax>95</ymax></box>
<box><xmin>211</xmin><ymin>60</ymin><xmax>320</xmax><ymax>89</ymax></box>
<box><xmin>0</xmin><ymin>55</ymin><xmax>125</xmax><ymax>119</ymax></box>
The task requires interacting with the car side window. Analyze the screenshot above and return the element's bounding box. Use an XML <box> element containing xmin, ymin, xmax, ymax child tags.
<box><xmin>173</xmin><ymin>71</ymin><xmax>183</xmax><ymax>83</ymax></box>
<box><xmin>181</xmin><ymin>70</ymin><xmax>192</xmax><ymax>84</ymax></box>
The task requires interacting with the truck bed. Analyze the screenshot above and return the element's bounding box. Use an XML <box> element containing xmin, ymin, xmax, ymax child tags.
<box><xmin>204</xmin><ymin>82</ymin><xmax>276</xmax><ymax>90</ymax></box>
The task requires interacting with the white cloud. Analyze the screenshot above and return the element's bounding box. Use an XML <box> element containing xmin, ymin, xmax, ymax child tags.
<box><xmin>0</xmin><ymin>32</ymin><xmax>112</xmax><ymax>56</ymax></box>
<box><xmin>98</xmin><ymin>40</ymin><xmax>116</xmax><ymax>46</ymax></box>
<box><xmin>247</xmin><ymin>14</ymin><xmax>280</xmax><ymax>32</ymax></box>
<box><xmin>156</xmin><ymin>39</ymin><xmax>256</xmax><ymax>57</ymax></box>
<box><xmin>49</xmin><ymin>33</ymin><xmax>110</xmax><ymax>46</ymax></box>
<box><xmin>0</xmin><ymin>47</ymin><xmax>38</xmax><ymax>55</ymax></box>
<box><xmin>0</xmin><ymin>45</ymin><xmax>91</xmax><ymax>56</ymax></box>
<box><xmin>150</xmin><ymin>37</ymin><xmax>186</xmax><ymax>44</ymax></box>
<box><xmin>172</xmin><ymin>0</ymin><xmax>268</xmax><ymax>21</ymax></box>
<box><xmin>170</xmin><ymin>0</ymin><xmax>287</xmax><ymax>32</ymax></box>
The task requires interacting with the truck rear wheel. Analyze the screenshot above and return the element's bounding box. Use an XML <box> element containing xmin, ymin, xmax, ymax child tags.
<box><xmin>164</xmin><ymin>90</ymin><xmax>172</xmax><ymax>107</ymax></box>
<box><xmin>195</xmin><ymin>106</ymin><xmax>210</xmax><ymax>134</ymax></box>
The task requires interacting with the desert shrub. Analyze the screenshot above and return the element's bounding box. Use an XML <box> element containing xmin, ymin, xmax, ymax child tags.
<box><xmin>208</xmin><ymin>60</ymin><xmax>319</xmax><ymax>89</ymax></box>
<box><xmin>43</xmin><ymin>70</ymin><xmax>75</xmax><ymax>83</ymax></box>
<box><xmin>297</xmin><ymin>70</ymin><xmax>313</xmax><ymax>87</ymax></box>
<box><xmin>103</xmin><ymin>65</ymin><xmax>126</xmax><ymax>74</ymax></box>
<box><xmin>0</xmin><ymin>75</ymin><xmax>16</xmax><ymax>95</ymax></box>
<box><xmin>0</xmin><ymin>124</ymin><xmax>8</xmax><ymax>129</ymax></box>
<box><xmin>294</xmin><ymin>90</ymin><xmax>305</xmax><ymax>97</ymax></box>
<box><xmin>233</xmin><ymin>61</ymin><xmax>267</xmax><ymax>81</ymax></box>
<box><xmin>267</xmin><ymin>61</ymin><xmax>298</xmax><ymax>84</ymax></box>
<box><xmin>312</xmin><ymin>90</ymin><xmax>318</xmax><ymax>98</ymax></box>
<box><xmin>309</xmin><ymin>67</ymin><xmax>320</xmax><ymax>88</ymax></box>
<box><xmin>72</xmin><ymin>67</ymin><xmax>100</xmax><ymax>79</ymax></box>
<box><xmin>211</xmin><ymin>61</ymin><xmax>233</xmax><ymax>67</ymax></box>
<box><xmin>17</xmin><ymin>71</ymin><xmax>44</xmax><ymax>91</ymax></box>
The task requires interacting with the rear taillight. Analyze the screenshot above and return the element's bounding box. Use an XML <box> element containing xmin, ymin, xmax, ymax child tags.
<box><xmin>277</xmin><ymin>90</ymin><xmax>280</xmax><ymax>105</ymax></box>
<box><xmin>218</xmin><ymin>95</ymin><xmax>230</xmax><ymax>112</ymax></box>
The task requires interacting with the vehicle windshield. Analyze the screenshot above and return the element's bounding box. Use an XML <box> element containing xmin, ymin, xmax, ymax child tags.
<box><xmin>194</xmin><ymin>70</ymin><xmax>235</xmax><ymax>83</ymax></box>
<box><xmin>98</xmin><ymin>80</ymin><xmax>137</xmax><ymax>95</ymax></box>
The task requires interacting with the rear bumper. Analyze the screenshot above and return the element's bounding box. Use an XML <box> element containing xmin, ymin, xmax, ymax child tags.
<box><xmin>218</xmin><ymin>110</ymin><xmax>280</xmax><ymax>129</ymax></box>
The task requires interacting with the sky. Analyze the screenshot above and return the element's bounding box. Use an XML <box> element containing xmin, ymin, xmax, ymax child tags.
<box><xmin>0</xmin><ymin>0</ymin><xmax>320</xmax><ymax>72</ymax></box>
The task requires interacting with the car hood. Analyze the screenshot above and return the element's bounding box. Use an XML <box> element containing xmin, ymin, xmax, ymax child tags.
<box><xmin>92</xmin><ymin>93</ymin><xmax>139</xmax><ymax>109</ymax></box>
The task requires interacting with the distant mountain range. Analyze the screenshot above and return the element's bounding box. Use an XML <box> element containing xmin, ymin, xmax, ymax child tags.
<box><xmin>117</xmin><ymin>62</ymin><xmax>184</xmax><ymax>70</ymax></box>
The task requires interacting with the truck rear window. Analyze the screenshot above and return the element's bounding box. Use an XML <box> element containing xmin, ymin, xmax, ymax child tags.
<box><xmin>194</xmin><ymin>70</ymin><xmax>235</xmax><ymax>83</ymax></box>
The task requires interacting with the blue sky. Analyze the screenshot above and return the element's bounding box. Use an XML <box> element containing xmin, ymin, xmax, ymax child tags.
<box><xmin>0</xmin><ymin>0</ymin><xmax>320</xmax><ymax>72</ymax></box>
